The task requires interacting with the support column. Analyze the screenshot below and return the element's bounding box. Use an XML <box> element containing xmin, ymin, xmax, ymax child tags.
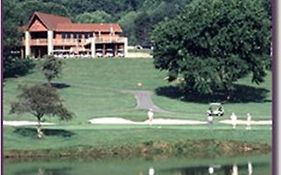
<box><xmin>21</xmin><ymin>47</ymin><xmax>24</xmax><ymax>59</ymax></box>
<box><xmin>25</xmin><ymin>31</ymin><xmax>31</xmax><ymax>57</ymax></box>
<box><xmin>124</xmin><ymin>37</ymin><xmax>128</xmax><ymax>57</ymax></box>
<box><xmin>47</xmin><ymin>31</ymin><xmax>53</xmax><ymax>56</ymax></box>
<box><xmin>114</xmin><ymin>44</ymin><xmax>118</xmax><ymax>57</ymax></box>
<box><xmin>103</xmin><ymin>44</ymin><xmax>106</xmax><ymax>56</ymax></box>
<box><xmin>91</xmin><ymin>38</ymin><xmax>96</xmax><ymax>58</ymax></box>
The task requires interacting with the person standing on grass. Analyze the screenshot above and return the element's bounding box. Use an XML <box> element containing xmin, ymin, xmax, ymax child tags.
<box><xmin>246</xmin><ymin>113</ymin><xmax>252</xmax><ymax>130</ymax></box>
<box><xmin>207</xmin><ymin>115</ymin><xmax>214</xmax><ymax>129</ymax></box>
<box><xmin>230</xmin><ymin>112</ymin><xmax>237</xmax><ymax>129</ymax></box>
<box><xmin>147</xmin><ymin>108</ymin><xmax>154</xmax><ymax>126</ymax></box>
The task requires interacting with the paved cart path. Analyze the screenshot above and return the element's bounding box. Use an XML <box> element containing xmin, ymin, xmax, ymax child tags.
<box><xmin>123</xmin><ymin>90</ymin><xmax>169</xmax><ymax>113</ymax></box>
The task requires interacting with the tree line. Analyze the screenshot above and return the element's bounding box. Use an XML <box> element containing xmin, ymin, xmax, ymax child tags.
<box><xmin>3</xmin><ymin>0</ymin><xmax>192</xmax><ymax>47</ymax></box>
<box><xmin>3</xmin><ymin>0</ymin><xmax>271</xmax><ymax>97</ymax></box>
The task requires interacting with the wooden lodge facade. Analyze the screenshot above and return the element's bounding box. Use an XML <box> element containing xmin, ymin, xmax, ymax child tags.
<box><xmin>21</xmin><ymin>12</ymin><xmax>128</xmax><ymax>58</ymax></box>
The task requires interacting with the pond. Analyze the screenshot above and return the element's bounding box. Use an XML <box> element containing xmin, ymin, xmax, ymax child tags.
<box><xmin>4</xmin><ymin>154</ymin><xmax>271</xmax><ymax>175</ymax></box>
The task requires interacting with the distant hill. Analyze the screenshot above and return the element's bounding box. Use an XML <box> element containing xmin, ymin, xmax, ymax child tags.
<box><xmin>5</xmin><ymin>0</ymin><xmax>191</xmax><ymax>45</ymax></box>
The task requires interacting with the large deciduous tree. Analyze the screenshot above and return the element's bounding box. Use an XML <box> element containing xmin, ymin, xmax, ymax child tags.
<box><xmin>152</xmin><ymin>0</ymin><xmax>271</xmax><ymax>96</ymax></box>
<box><xmin>10</xmin><ymin>84</ymin><xmax>73</xmax><ymax>138</ymax></box>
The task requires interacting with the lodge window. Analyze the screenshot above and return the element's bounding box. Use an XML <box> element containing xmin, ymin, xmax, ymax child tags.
<box><xmin>85</xmin><ymin>32</ymin><xmax>92</xmax><ymax>39</ymax></box>
<box><xmin>73</xmin><ymin>33</ymin><xmax>78</xmax><ymax>39</ymax></box>
<box><xmin>78</xmin><ymin>33</ymin><xmax>82</xmax><ymax>39</ymax></box>
<box><xmin>62</xmin><ymin>33</ymin><xmax>67</xmax><ymax>39</ymax></box>
<box><xmin>66</xmin><ymin>33</ymin><xmax>71</xmax><ymax>39</ymax></box>
<box><xmin>85</xmin><ymin>33</ymin><xmax>89</xmax><ymax>39</ymax></box>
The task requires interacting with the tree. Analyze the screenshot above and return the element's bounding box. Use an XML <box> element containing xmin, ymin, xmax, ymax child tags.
<box><xmin>3</xmin><ymin>0</ymin><xmax>35</xmax><ymax>78</ymax></box>
<box><xmin>75</xmin><ymin>10</ymin><xmax>112</xmax><ymax>23</ymax></box>
<box><xmin>134</xmin><ymin>12</ymin><xmax>152</xmax><ymax>45</ymax></box>
<box><xmin>3</xmin><ymin>0</ymin><xmax>21</xmax><ymax>49</ymax></box>
<box><xmin>16</xmin><ymin>0</ymin><xmax>70</xmax><ymax>24</ymax></box>
<box><xmin>4</xmin><ymin>56</ymin><xmax>35</xmax><ymax>78</ymax></box>
<box><xmin>10</xmin><ymin>84</ymin><xmax>73</xmax><ymax>138</ymax></box>
<box><xmin>152</xmin><ymin>0</ymin><xmax>271</xmax><ymax>96</ymax></box>
<box><xmin>118</xmin><ymin>11</ymin><xmax>139</xmax><ymax>45</ymax></box>
<box><xmin>42</xmin><ymin>55</ymin><xmax>64</xmax><ymax>85</ymax></box>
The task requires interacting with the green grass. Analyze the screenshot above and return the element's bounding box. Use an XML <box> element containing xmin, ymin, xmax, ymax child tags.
<box><xmin>153</xmin><ymin>72</ymin><xmax>272</xmax><ymax>120</ymax></box>
<box><xmin>3</xmin><ymin>58</ymin><xmax>272</xmax><ymax>121</ymax></box>
<box><xmin>4</xmin><ymin>124</ymin><xmax>271</xmax><ymax>150</ymax></box>
<box><xmin>3</xmin><ymin>58</ymin><xmax>272</xmax><ymax>154</ymax></box>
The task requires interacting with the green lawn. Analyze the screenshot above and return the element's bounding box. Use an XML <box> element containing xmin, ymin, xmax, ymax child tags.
<box><xmin>3</xmin><ymin>58</ymin><xmax>272</xmax><ymax>122</ymax></box>
<box><xmin>4</xmin><ymin>125</ymin><xmax>271</xmax><ymax>150</ymax></box>
<box><xmin>3</xmin><ymin>58</ymin><xmax>272</xmax><ymax>153</ymax></box>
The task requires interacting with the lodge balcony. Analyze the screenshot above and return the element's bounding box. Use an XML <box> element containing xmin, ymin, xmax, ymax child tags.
<box><xmin>23</xmin><ymin>37</ymin><xmax>127</xmax><ymax>46</ymax></box>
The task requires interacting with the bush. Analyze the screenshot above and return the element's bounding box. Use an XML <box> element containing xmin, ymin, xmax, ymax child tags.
<box><xmin>4</xmin><ymin>56</ymin><xmax>35</xmax><ymax>78</ymax></box>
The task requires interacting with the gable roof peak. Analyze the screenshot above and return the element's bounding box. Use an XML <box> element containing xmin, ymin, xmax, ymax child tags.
<box><xmin>27</xmin><ymin>11</ymin><xmax>72</xmax><ymax>31</ymax></box>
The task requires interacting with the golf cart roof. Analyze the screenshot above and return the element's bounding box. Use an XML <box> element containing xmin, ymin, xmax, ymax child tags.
<box><xmin>209</xmin><ymin>103</ymin><xmax>222</xmax><ymax>106</ymax></box>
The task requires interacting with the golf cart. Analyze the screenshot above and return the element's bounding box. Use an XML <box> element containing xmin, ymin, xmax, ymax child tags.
<box><xmin>207</xmin><ymin>103</ymin><xmax>224</xmax><ymax>116</ymax></box>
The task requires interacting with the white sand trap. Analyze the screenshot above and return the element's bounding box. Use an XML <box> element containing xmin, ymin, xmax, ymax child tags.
<box><xmin>144</xmin><ymin>118</ymin><xmax>207</xmax><ymax>125</ymax></box>
<box><xmin>219</xmin><ymin>120</ymin><xmax>272</xmax><ymax>125</ymax></box>
<box><xmin>3</xmin><ymin>120</ymin><xmax>55</xmax><ymax>126</ymax></box>
<box><xmin>89</xmin><ymin>117</ymin><xmax>139</xmax><ymax>124</ymax></box>
<box><xmin>89</xmin><ymin>117</ymin><xmax>207</xmax><ymax>125</ymax></box>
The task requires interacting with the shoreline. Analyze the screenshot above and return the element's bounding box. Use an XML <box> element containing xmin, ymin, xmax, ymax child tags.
<box><xmin>4</xmin><ymin>139</ymin><xmax>271</xmax><ymax>161</ymax></box>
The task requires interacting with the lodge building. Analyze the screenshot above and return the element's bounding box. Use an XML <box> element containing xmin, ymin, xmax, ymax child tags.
<box><xmin>21</xmin><ymin>12</ymin><xmax>128</xmax><ymax>58</ymax></box>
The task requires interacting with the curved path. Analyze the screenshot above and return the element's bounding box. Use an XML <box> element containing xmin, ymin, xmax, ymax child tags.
<box><xmin>123</xmin><ymin>90</ymin><xmax>169</xmax><ymax>113</ymax></box>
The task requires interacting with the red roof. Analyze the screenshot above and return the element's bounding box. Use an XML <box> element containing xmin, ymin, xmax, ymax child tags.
<box><xmin>25</xmin><ymin>12</ymin><xmax>122</xmax><ymax>33</ymax></box>
<box><xmin>56</xmin><ymin>23</ymin><xmax>122</xmax><ymax>32</ymax></box>
<box><xmin>27</xmin><ymin>12</ymin><xmax>72</xmax><ymax>30</ymax></box>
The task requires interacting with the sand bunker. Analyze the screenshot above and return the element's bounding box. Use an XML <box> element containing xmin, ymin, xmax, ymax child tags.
<box><xmin>3</xmin><ymin>118</ymin><xmax>272</xmax><ymax>127</ymax></box>
<box><xmin>89</xmin><ymin>117</ymin><xmax>207</xmax><ymax>125</ymax></box>
<box><xmin>219</xmin><ymin>120</ymin><xmax>272</xmax><ymax>125</ymax></box>
<box><xmin>89</xmin><ymin>117</ymin><xmax>139</xmax><ymax>124</ymax></box>
<box><xmin>3</xmin><ymin>120</ymin><xmax>55</xmax><ymax>126</ymax></box>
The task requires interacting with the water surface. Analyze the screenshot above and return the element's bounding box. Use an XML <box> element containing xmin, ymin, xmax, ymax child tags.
<box><xmin>4</xmin><ymin>154</ymin><xmax>271</xmax><ymax>175</ymax></box>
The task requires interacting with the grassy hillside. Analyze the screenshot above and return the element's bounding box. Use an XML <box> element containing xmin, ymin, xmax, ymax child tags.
<box><xmin>3</xmin><ymin>58</ymin><xmax>272</xmax><ymax>154</ymax></box>
<box><xmin>4</xmin><ymin>58</ymin><xmax>272</xmax><ymax>122</ymax></box>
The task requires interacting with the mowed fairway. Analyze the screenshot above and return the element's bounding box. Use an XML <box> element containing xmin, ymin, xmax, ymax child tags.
<box><xmin>3</xmin><ymin>58</ymin><xmax>272</xmax><ymax>151</ymax></box>
<box><xmin>3</xmin><ymin>58</ymin><xmax>168</xmax><ymax>123</ymax></box>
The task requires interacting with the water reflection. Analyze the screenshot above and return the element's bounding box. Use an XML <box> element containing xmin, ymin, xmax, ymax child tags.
<box><xmin>168</xmin><ymin>161</ymin><xmax>268</xmax><ymax>175</ymax></box>
<box><xmin>149</xmin><ymin>167</ymin><xmax>155</xmax><ymax>175</ymax></box>
<box><xmin>248</xmin><ymin>162</ymin><xmax>253</xmax><ymax>175</ymax></box>
<box><xmin>14</xmin><ymin>167</ymin><xmax>71</xmax><ymax>175</ymax></box>
<box><xmin>232</xmin><ymin>164</ymin><xmax>238</xmax><ymax>175</ymax></box>
<box><xmin>5</xmin><ymin>156</ymin><xmax>270</xmax><ymax>175</ymax></box>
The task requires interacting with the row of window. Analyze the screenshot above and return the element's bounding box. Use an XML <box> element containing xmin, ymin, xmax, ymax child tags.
<box><xmin>61</xmin><ymin>32</ymin><xmax>94</xmax><ymax>39</ymax></box>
